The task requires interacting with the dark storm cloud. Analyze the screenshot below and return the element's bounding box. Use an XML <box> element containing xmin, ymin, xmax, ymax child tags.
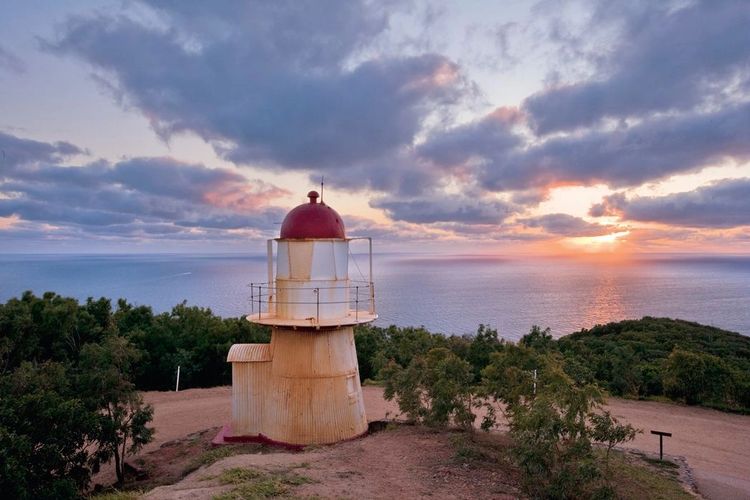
<box><xmin>372</xmin><ymin>193</ymin><xmax>516</xmax><ymax>225</ymax></box>
<box><xmin>590</xmin><ymin>178</ymin><xmax>750</xmax><ymax>228</ymax></box>
<box><xmin>519</xmin><ymin>213</ymin><xmax>614</xmax><ymax>237</ymax></box>
<box><xmin>0</xmin><ymin>133</ymin><xmax>286</xmax><ymax>238</ymax></box>
<box><xmin>524</xmin><ymin>0</ymin><xmax>750</xmax><ymax>134</ymax></box>
<box><xmin>49</xmin><ymin>0</ymin><xmax>465</xmax><ymax>191</ymax></box>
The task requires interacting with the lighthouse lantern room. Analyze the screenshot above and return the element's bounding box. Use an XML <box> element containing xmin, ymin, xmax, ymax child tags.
<box><xmin>222</xmin><ymin>190</ymin><xmax>377</xmax><ymax>446</ymax></box>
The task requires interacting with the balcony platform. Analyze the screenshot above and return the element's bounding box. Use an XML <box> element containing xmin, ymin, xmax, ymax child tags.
<box><xmin>246</xmin><ymin>310</ymin><xmax>378</xmax><ymax>329</ymax></box>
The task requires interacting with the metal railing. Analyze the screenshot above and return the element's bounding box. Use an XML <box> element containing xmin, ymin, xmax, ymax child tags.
<box><xmin>249</xmin><ymin>280</ymin><xmax>375</xmax><ymax>323</ymax></box>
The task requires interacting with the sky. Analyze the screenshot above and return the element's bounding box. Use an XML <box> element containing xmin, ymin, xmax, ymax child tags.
<box><xmin>0</xmin><ymin>0</ymin><xmax>749</xmax><ymax>255</ymax></box>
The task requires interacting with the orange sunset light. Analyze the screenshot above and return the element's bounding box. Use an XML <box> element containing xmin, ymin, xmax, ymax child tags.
<box><xmin>566</xmin><ymin>230</ymin><xmax>631</xmax><ymax>252</ymax></box>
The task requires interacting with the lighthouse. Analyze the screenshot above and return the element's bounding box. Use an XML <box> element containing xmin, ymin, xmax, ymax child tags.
<box><xmin>222</xmin><ymin>191</ymin><xmax>377</xmax><ymax>446</ymax></box>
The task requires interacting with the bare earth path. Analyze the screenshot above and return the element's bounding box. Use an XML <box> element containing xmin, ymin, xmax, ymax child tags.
<box><xmin>138</xmin><ymin>386</ymin><xmax>750</xmax><ymax>499</ymax></box>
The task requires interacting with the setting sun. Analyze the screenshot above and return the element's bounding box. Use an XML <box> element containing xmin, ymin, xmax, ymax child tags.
<box><xmin>566</xmin><ymin>230</ymin><xmax>631</xmax><ymax>252</ymax></box>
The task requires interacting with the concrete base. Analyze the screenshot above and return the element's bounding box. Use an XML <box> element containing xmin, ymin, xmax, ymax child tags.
<box><xmin>211</xmin><ymin>424</ymin><xmax>305</xmax><ymax>450</ymax></box>
<box><xmin>211</xmin><ymin>423</ymin><xmax>369</xmax><ymax>451</ymax></box>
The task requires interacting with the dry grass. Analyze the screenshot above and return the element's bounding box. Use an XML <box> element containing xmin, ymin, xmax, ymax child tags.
<box><xmin>608</xmin><ymin>451</ymin><xmax>693</xmax><ymax>499</ymax></box>
<box><xmin>210</xmin><ymin>466</ymin><xmax>315</xmax><ymax>499</ymax></box>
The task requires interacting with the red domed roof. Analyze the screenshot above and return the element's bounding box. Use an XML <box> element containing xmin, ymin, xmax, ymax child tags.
<box><xmin>279</xmin><ymin>191</ymin><xmax>346</xmax><ymax>239</ymax></box>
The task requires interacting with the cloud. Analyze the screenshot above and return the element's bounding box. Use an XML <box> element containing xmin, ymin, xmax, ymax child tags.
<box><xmin>0</xmin><ymin>45</ymin><xmax>25</xmax><ymax>74</ymax></box>
<box><xmin>418</xmin><ymin>107</ymin><xmax>521</xmax><ymax>170</ymax></box>
<box><xmin>0</xmin><ymin>133</ymin><xmax>287</xmax><ymax>240</ymax></box>
<box><xmin>590</xmin><ymin>178</ymin><xmax>750</xmax><ymax>228</ymax></box>
<box><xmin>420</xmin><ymin>100</ymin><xmax>750</xmax><ymax>191</ymax></box>
<box><xmin>372</xmin><ymin>192</ymin><xmax>516</xmax><ymax>224</ymax></box>
<box><xmin>524</xmin><ymin>0</ymin><xmax>750</xmax><ymax>134</ymax></box>
<box><xmin>0</xmin><ymin>131</ymin><xmax>83</xmax><ymax>168</ymax></box>
<box><xmin>345</xmin><ymin>215</ymin><xmax>443</xmax><ymax>242</ymax></box>
<box><xmin>49</xmin><ymin>0</ymin><xmax>466</xmax><ymax>192</ymax></box>
<box><xmin>519</xmin><ymin>213</ymin><xmax>614</xmax><ymax>237</ymax></box>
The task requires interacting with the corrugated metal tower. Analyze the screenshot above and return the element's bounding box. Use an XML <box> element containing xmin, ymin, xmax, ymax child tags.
<box><xmin>223</xmin><ymin>190</ymin><xmax>377</xmax><ymax>446</ymax></box>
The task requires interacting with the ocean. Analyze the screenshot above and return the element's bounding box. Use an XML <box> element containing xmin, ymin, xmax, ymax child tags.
<box><xmin>1</xmin><ymin>253</ymin><xmax>749</xmax><ymax>340</ymax></box>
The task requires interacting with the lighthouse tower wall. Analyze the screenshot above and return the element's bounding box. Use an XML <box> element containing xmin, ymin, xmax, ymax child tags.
<box><xmin>275</xmin><ymin>239</ymin><xmax>350</xmax><ymax>320</ymax></box>
<box><xmin>264</xmin><ymin>327</ymin><xmax>367</xmax><ymax>444</ymax></box>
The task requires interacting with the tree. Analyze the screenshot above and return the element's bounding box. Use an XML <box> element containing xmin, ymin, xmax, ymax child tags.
<box><xmin>589</xmin><ymin>411</ymin><xmax>639</xmax><ymax>475</ymax></box>
<box><xmin>466</xmin><ymin>324</ymin><xmax>503</xmax><ymax>382</ymax></box>
<box><xmin>481</xmin><ymin>345</ymin><xmax>638</xmax><ymax>499</ymax></box>
<box><xmin>78</xmin><ymin>336</ymin><xmax>154</xmax><ymax>485</ymax></box>
<box><xmin>520</xmin><ymin>325</ymin><xmax>554</xmax><ymax>352</ymax></box>
<box><xmin>0</xmin><ymin>362</ymin><xmax>97</xmax><ymax>499</ymax></box>
<box><xmin>382</xmin><ymin>347</ymin><xmax>475</xmax><ymax>428</ymax></box>
<box><xmin>500</xmin><ymin>363</ymin><xmax>605</xmax><ymax>499</ymax></box>
<box><xmin>353</xmin><ymin>325</ymin><xmax>387</xmax><ymax>381</ymax></box>
<box><xmin>663</xmin><ymin>348</ymin><xmax>730</xmax><ymax>405</ymax></box>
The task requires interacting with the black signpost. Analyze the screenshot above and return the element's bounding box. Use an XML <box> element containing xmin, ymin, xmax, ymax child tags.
<box><xmin>650</xmin><ymin>430</ymin><xmax>672</xmax><ymax>460</ymax></box>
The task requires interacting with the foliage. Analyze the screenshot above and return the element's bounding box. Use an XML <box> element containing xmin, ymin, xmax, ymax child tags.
<box><xmin>1</xmin><ymin>291</ymin><xmax>747</xmax><ymax>497</ymax></box>
<box><xmin>663</xmin><ymin>348</ymin><xmax>731</xmax><ymax>405</ymax></box>
<box><xmin>519</xmin><ymin>325</ymin><xmax>554</xmax><ymax>352</ymax></box>
<box><xmin>79</xmin><ymin>335</ymin><xmax>156</xmax><ymax>485</ymax></box>
<box><xmin>557</xmin><ymin>317</ymin><xmax>750</xmax><ymax>411</ymax></box>
<box><xmin>361</xmin><ymin>317</ymin><xmax>750</xmax><ymax>412</ymax></box>
<box><xmin>382</xmin><ymin>347</ymin><xmax>475</xmax><ymax>428</ymax></box>
<box><xmin>0</xmin><ymin>293</ymin><xmax>158</xmax><ymax>496</ymax></box>
<box><xmin>589</xmin><ymin>411</ymin><xmax>639</xmax><ymax>474</ymax></box>
<box><xmin>0</xmin><ymin>362</ymin><xmax>96</xmax><ymax>499</ymax></box>
<box><xmin>482</xmin><ymin>349</ymin><xmax>606</xmax><ymax>498</ymax></box>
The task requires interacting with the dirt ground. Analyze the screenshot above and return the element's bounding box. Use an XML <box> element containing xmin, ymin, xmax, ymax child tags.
<box><xmin>143</xmin><ymin>426</ymin><xmax>523</xmax><ymax>500</ymax></box>
<box><xmin>100</xmin><ymin>386</ymin><xmax>749</xmax><ymax>499</ymax></box>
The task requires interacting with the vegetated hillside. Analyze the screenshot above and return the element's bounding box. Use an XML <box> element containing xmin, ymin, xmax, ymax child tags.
<box><xmin>2</xmin><ymin>292</ymin><xmax>747</xmax><ymax>498</ymax></box>
<box><xmin>556</xmin><ymin>317</ymin><xmax>750</xmax><ymax>411</ymax></box>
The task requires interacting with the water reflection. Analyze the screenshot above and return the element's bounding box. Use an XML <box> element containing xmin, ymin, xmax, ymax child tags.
<box><xmin>1</xmin><ymin>254</ymin><xmax>749</xmax><ymax>340</ymax></box>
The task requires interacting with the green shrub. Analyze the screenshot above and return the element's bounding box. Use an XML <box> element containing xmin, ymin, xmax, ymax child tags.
<box><xmin>382</xmin><ymin>347</ymin><xmax>475</xmax><ymax>428</ymax></box>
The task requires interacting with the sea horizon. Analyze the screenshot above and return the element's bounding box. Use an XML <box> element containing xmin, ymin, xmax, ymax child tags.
<box><xmin>2</xmin><ymin>252</ymin><xmax>749</xmax><ymax>339</ymax></box>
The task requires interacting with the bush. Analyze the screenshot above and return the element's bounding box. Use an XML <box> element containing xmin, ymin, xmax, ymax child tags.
<box><xmin>663</xmin><ymin>348</ymin><xmax>731</xmax><ymax>405</ymax></box>
<box><xmin>481</xmin><ymin>336</ymin><xmax>638</xmax><ymax>499</ymax></box>
<box><xmin>382</xmin><ymin>347</ymin><xmax>475</xmax><ymax>428</ymax></box>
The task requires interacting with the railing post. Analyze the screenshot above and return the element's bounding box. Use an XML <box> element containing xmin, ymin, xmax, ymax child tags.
<box><xmin>258</xmin><ymin>285</ymin><xmax>262</xmax><ymax>319</ymax></box>
<box><xmin>250</xmin><ymin>282</ymin><xmax>254</xmax><ymax>314</ymax></box>
<box><xmin>369</xmin><ymin>282</ymin><xmax>375</xmax><ymax>314</ymax></box>
<box><xmin>355</xmin><ymin>286</ymin><xmax>359</xmax><ymax>323</ymax></box>
<box><xmin>314</xmin><ymin>287</ymin><xmax>320</xmax><ymax>324</ymax></box>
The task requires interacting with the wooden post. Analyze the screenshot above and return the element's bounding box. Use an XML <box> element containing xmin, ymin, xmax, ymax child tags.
<box><xmin>175</xmin><ymin>365</ymin><xmax>181</xmax><ymax>392</ymax></box>
<box><xmin>650</xmin><ymin>430</ymin><xmax>672</xmax><ymax>460</ymax></box>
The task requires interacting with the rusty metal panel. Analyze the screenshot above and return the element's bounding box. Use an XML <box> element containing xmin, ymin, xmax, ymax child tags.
<box><xmin>228</xmin><ymin>326</ymin><xmax>367</xmax><ymax>445</ymax></box>
<box><xmin>271</xmin><ymin>327</ymin><xmax>356</xmax><ymax>378</ymax></box>
<box><xmin>264</xmin><ymin>368</ymin><xmax>367</xmax><ymax>445</ymax></box>
<box><xmin>264</xmin><ymin>326</ymin><xmax>367</xmax><ymax>445</ymax></box>
<box><xmin>231</xmin><ymin>358</ymin><xmax>271</xmax><ymax>436</ymax></box>
<box><xmin>227</xmin><ymin>343</ymin><xmax>272</xmax><ymax>362</ymax></box>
